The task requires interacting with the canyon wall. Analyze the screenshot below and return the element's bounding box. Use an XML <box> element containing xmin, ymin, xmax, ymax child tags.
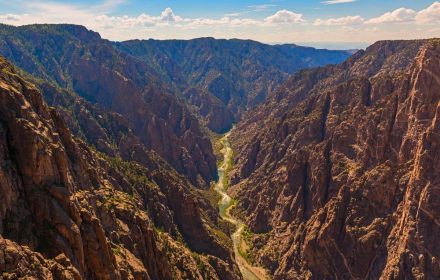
<box><xmin>230</xmin><ymin>39</ymin><xmax>440</xmax><ymax>279</ymax></box>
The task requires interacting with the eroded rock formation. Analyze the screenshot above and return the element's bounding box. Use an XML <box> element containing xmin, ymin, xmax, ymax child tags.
<box><xmin>115</xmin><ymin>38</ymin><xmax>352</xmax><ymax>133</ymax></box>
<box><xmin>230</xmin><ymin>39</ymin><xmax>440</xmax><ymax>279</ymax></box>
<box><xmin>0</xmin><ymin>24</ymin><xmax>217</xmax><ymax>187</ymax></box>
<box><xmin>0</xmin><ymin>56</ymin><xmax>241</xmax><ymax>279</ymax></box>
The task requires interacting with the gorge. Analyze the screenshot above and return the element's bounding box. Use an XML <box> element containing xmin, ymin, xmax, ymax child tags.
<box><xmin>0</xmin><ymin>23</ymin><xmax>439</xmax><ymax>280</ymax></box>
<box><xmin>214</xmin><ymin>133</ymin><xmax>267</xmax><ymax>280</ymax></box>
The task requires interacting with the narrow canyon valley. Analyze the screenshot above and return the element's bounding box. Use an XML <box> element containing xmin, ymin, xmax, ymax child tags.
<box><xmin>0</xmin><ymin>5</ymin><xmax>439</xmax><ymax>278</ymax></box>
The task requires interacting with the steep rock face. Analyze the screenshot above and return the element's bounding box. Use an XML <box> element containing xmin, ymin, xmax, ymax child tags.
<box><xmin>0</xmin><ymin>24</ymin><xmax>216</xmax><ymax>187</ymax></box>
<box><xmin>0</xmin><ymin>56</ymin><xmax>241</xmax><ymax>279</ymax></box>
<box><xmin>183</xmin><ymin>87</ymin><xmax>235</xmax><ymax>134</ymax></box>
<box><xmin>115</xmin><ymin>38</ymin><xmax>352</xmax><ymax>133</ymax></box>
<box><xmin>38</xmin><ymin>81</ymin><xmax>231</xmax><ymax>254</ymax></box>
<box><xmin>230</xmin><ymin>39</ymin><xmax>440</xmax><ymax>279</ymax></box>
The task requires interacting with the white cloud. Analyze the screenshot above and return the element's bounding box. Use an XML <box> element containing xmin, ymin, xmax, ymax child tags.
<box><xmin>416</xmin><ymin>2</ymin><xmax>440</xmax><ymax>24</ymax></box>
<box><xmin>364</xmin><ymin>27</ymin><xmax>381</xmax><ymax>32</ymax></box>
<box><xmin>224</xmin><ymin>12</ymin><xmax>246</xmax><ymax>17</ymax></box>
<box><xmin>95</xmin><ymin>8</ymin><xmax>189</xmax><ymax>29</ymax></box>
<box><xmin>96</xmin><ymin>8</ymin><xmax>302</xmax><ymax>29</ymax></box>
<box><xmin>264</xmin><ymin>10</ymin><xmax>305</xmax><ymax>24</ymax></box>
<box><xmin>0</xmin><ymin>14</ymin><xmax>22</xmax><ymax>22</ymax></box>
<box><xmin>159</xmin><ymin>7</ymin><xmax>184</xmax><ymax>23</ymax></box>
<box><xmin>248</xmin><ymin>4</ymin><xmax>277</xmax><ymax>12</ymax></box>
<box><xmin>321</xmin><ymin>0</ymin><xmax>356</xmax><ymax>5</ymax></box>
<box><xmin>314</xmin><ymin>15</ymin><xmax>364</xmax><ymax>26</ymax></box>
<box><xmin>0</xmin><ymin>0</ymin><xmax>439</xmax><ymax>44</ymax></box>
<box><xmin>24</xmin><ymin>2</ymin><xmax>99</xmax><ymax>25</ymax></box>
<box><xmin>183</xmin><ymin>17</ymin><xmax>261</xmax><ymax>29</ymax></box>
<box><xmin>95</xmin><ymin>14</ymin><xmax>154</xmax><ymax>28</ymax></box>
<box><xmin>365</xmin><ymin>8</ymin><xmax>416</xmax><ymax>24</ymax></box>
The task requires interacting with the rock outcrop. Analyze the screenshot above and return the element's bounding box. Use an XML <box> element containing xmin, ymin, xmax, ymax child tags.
<box><xmin>0</xmin><ymin>24</ymin><xmax>351</xmax><ymax>188</ymax></box>
<box><xmin>0</xmin><ymin>56</ymin><xmax>241</xmax><ymax>279</ymax></box>
<box><xmin>230</xmin><ymin>39</ymin><xmax>440</xmax><ymax>279</ymax></box>
<box><xmin>0</xmin><ymin>24</ymin><xmax>217</xmax><ymax>187</ymax></box>
<box><xmin>115</xmin><ymin>38</ymin><xmax>352</xmax><ymax>132</ymax></box>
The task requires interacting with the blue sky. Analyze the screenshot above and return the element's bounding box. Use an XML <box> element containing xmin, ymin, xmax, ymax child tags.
<box><xmin>113</xmin><ymin>0</ymin><xmax>435</xmax><ymax>17</ymax></box>
<box><xmin>0</xmin><ymin>0</ymin><xmax>439</xmax><ymax>48</ymax></box>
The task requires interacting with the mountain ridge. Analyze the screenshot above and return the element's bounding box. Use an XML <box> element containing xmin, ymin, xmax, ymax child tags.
<box><xmin>0</xmin><ymin>54</ymin><xmax>243</xmax><ymax>279</ymax></box>
<box><xmin>0</xmin><ymin>23</ymin><xmax>351</xmax><ymax>188</ymax></box>
<box><xmin>3</xmin><ymin>23</ymin><xmax>437</xmax><ymax>280</ymax></box>
<box><xmin>229</xmin><ymin>38</ymin><xmax>440</xmax><ymax>279</ymax></box>
<box><xmin>0</xmin><ymin>23</ymin><xmax>218</xmax><ymax>187</ymax></box>
<box><xmin>114</xmin><ymin>35</ymin><xmax>352</xmax><ymax>132</ymax></box>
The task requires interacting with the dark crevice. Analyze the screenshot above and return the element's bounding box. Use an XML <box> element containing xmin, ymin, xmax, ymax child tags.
<box><xmin>323</xmin><ymin>141</ymin><xmax>333</xmax><ymax>204</ymax></box>
<box><xmin>1</xmin><ymin>121</ymin><xmax>43</xmax><ymax>254</ymax></box>
<box><xmin>320</xmin><ymin>94</ymin><xmax>331</xmax><ymax>141</ymax></box>
<box><xmin>364</xmin><ymin>221</ymin><xmax>393</xmax><ymax>280</ymax></box>
<box><xmin>384</xmin><ymin>93</ymin><xmax>399</xmax><ymax>160</ymax></box>
<box><xmin>337</xmin><ymin>189</ymin><xmax>348</xmax><ymax>240</ymax></box>
<box><xmin>241</xmin><ymin>140</ymin><xmax>260</xmax><ymax>179</ymax></box>
<box><xmin>364</xmin><ymin>80</ymin><xmax>372</xmax><ymax>107</ymax></box>
<box><xmin>302</xmin><ymin>162</ymin><xmax>310</xmax><ymax>220</ymax></box>
<box><xmin>304</xmin><ymin>97</ymin><xmax>315</xmax><ymax>115</ymax></box>
<box><xmin>389</xmin><ymin>94</ymin><xmax>399</xmax><ymax>135</ymax></box>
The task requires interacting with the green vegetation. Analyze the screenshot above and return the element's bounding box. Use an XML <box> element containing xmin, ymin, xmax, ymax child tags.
<box><xmin>223</xmin><ymin>150</ymin><xmax>234</xmax><ymax>189</ymax></box>
<box><xmin>217</xmin><ymin>134</ymin><xmax>234</xmax><ymax>190</ymax></box>
<box><xmin>107</xmin><ymin>156</ymin><xmax>152</xmax><ymax>186</ymax></box>
<box><xmin>101</xmin><ymin>189</ymin><xmax>137</xmax><ymax>211</ymax></box>
<box><xmin>111</xmin><ymin>245</ymin><xmax>123</xmax><ymax>255</ymax></box>
<box><xmin>207</xmin><ymin>129</ymin><xmax>224</xmax><ymax>163</ymax></box>
<box><xmin>202</xmin><ymin>184</ymin><xmax>222</xmax><ymax>211</ymax></box>
<box><xmin>97</xmin><ymin>152</ymin><xmax>159</xmax><ymax>194</ymax></box>
<box><xmin>191</xmin><ymin>252</ymin><xmax>212</xmax><ymax>278</ymax></box>
<box><xmin>238</xmin><ymin>226</ymin><xmax>256</xmax><ymax>264</ymax></box>
<box><xmin>206</xmin><ymin>222</ymin><xmax>233</xmax><ymax>248</ymax></box>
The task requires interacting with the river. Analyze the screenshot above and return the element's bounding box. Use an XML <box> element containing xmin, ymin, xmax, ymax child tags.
<box><xmin>214</xmin><ymin>132</ymin><xmax>268</xmax><ymax>280</ymax></box>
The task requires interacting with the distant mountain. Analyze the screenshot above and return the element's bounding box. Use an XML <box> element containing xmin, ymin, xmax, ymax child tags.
<box><xmin>0</xmin><ymin>24</ymin><xmax>351</xmax><ymax>186</ymax></box>
<box><xmin>0</xmin><ymin>24</ymin><xmax>217</xmax><ymax>187</ymax></box>
<box><xmin>229</xmin><ymin>39</ymin><xmax>440</xmax><ymax>279</ymax></box>
<box><xmin>1</xmin><ymin>21</ymin><xmax>439</xmax><ymax>280</ymax></box>
<box><xmin>115</xmin><ymin>38</ymin><xmax>352</xmax><ymax>132</ymax></box>
<box><xmin>0</xmin><ymin>24</ymin><xmax>353</xmax><ymax>279</ymax></box>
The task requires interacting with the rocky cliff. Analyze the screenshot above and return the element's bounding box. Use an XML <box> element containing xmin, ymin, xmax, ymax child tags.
<box><xmin>0</xmin><ymin>56</ymin><xmax>241</xmax><ymax>279</ymax></box>
<box><xmin>230</xmin><ymin>39</ymin><xmax>440</xmax><ymax>279</ymax></box>
<box><xmin>115</xmin><ymin>38</ymin><xmax>352</xmax><ymax>132</ymax></box>
<box><xmin>0</xmin><ymin>24</ymin><xmax>351</xmax><ymax>188</ymax></box>
<box><xmin>0</xmin><ymin>24</ymin><xmax>217</xmax><ymax>187</ymax></box>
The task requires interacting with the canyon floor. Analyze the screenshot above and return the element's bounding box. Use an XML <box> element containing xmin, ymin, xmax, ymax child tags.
<box><xmin>214</xmin><ymin>133</ymin><xmax>269</xmax><ymax>280</ymax></box>
<box><xmin>0</xmin><ymin>23</ymin><xmax>439</xmax><ymax>280</ymax></box>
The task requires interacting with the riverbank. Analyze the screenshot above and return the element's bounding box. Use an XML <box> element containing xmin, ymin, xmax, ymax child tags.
<box><xmin>214</xmin><ymin>132</ymin><xmax>268</xmax><ymax>280</ymax></box>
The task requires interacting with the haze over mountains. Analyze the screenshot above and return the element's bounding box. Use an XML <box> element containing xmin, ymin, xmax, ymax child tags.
<box><xmin>0</xmin><ymin>23</ymin><xmax>439</xmax><ymax>280</ymax></box>
<box><xmin>0</xmin><ymin>24</ymin><xmax>351</xmax><ymax>133</ymax></box>
<box><xmin>114</xmin><ymin>38</ymin><xmax>350</xmax><ymax>132</ymax></box>
<box><xmin>0</xmin><ymin>24</ymin><xmax>350</xmax><ymax>187</ymax></box>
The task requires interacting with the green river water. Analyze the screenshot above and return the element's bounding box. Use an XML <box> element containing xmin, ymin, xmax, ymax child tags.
<box><xmin>214</xmin><ymin>133</ymin><xmax>268</xmax><ymax>280</ymax></box>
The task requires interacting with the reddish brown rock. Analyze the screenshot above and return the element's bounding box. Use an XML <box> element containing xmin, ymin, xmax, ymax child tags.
<box><xmin>0</xmin><ymin>24</ymin><xmax>217</xmax><ymax>188</ymax></box>
<box><xmin>230</xmin><ymin>39</ymin><xmax>440</xmax><ymax>279</ymax></box>
<box><xmin>0</xmin><ymin>56</ymin><xmax>241</xmax><ymax>279</ymax></box>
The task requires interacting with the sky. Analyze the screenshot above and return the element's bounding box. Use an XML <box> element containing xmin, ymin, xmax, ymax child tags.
<box><xmin>0</xmin><ymin>0</ymin><xmax>439</xmax><ymax>49</ymax></box>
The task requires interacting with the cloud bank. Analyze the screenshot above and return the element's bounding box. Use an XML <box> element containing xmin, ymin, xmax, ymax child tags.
<box><xmin>0</xmin><ymin>1</ymin><xmax>439</xmax><ymax>44</ymax></box>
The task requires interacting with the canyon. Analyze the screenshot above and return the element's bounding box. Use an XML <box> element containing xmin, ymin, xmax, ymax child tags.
<box><xmin>230</xmin><ymin>39</ymin><xmax>440</xmax><ymax>279</ymax></box>
<box><xmin>214</xmin><ymin>133</ymin><xmax>268</xmax><ymax>280</ymax></box>
<box><xmin>0</xmin><ymin>54</ymin><xmax>242</xmax><ymax>279</ymax></box>
<box><xmin>0</xmin><ymin>23</ymin><xmax>439</xmax><ymax>280</ymax></box>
